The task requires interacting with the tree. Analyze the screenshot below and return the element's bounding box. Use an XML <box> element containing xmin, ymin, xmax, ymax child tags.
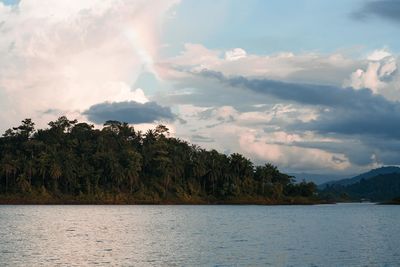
<box><xmin>125</xmin><ymin>150</ymin><xmax>142</xmax><ymax>193</ymax></box>
<box><xmin>12</xmin><ymin>118</ymin><xmax>35</xmax><ymax>140</ymax></box>
<box><xmin>0</xmin><ymin>118</ymin><xmax>317</xmax><ymax>204</ymax></box>
<box><xmin>48</xmin><ymin>116</ymin><xmax>77</xmax><ymax>133</ymax></box>
<box><xmin>1</xmin><ymin>154</ymin><xmax>16</xmax><ymax>193</ymax></box>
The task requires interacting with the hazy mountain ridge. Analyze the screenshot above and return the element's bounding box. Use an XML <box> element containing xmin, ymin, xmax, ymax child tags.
<box><xmin>289</xmin><ymin>173</ymin><xmax>351</xmax><ymax>185</ymax></box>
<box><xmin>319</xmin><ymin>166</ymin><xmax>400</xmax><ymax>189</ymax></box>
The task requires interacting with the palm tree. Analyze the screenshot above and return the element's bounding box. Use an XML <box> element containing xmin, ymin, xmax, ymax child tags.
<box><xmin>1</xmin><ymin>154</ymin><xmax>16</xmax><ymax>193</ymax></box>
<box><xmin>49</xmin><ymin>162</ymin><xmax>62</xmax><ymax>191</ymax></box>
<box><xmin>0</xmin><ymin>117</ymin><xmax>316</xmax><ymax>203</ymax></box>
<box><xmin>37</xmin><ymin>152</ymin><xmax>49</xmax><ymax>188</ymax></box>
<box><xmin>125</xmin><ymin>151</ymin><xmax>142</xmax><ymax>193</ymax></box>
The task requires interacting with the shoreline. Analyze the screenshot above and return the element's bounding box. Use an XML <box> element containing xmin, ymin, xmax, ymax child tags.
<box><xmin>0</xmin><ymin>195</ymin><xmax>331</xmax><ymax>205</ymax></box>
<box><xmin>378</xmin><ymin>201</ymin><xmax>400</xmax><ymax>205</ymax></box>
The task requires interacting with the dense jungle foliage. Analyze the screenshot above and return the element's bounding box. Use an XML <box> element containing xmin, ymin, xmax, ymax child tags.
<box><xmin>0</xmin><ymin>117</ymin><xmax>318</xmax><ymax>204</ymax></box>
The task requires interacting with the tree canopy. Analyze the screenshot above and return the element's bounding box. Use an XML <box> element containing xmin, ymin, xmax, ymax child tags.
<box><xmin>0</xmin><ymin>117</ymin><xmax>318</xmax><ymax>204</ymax></box>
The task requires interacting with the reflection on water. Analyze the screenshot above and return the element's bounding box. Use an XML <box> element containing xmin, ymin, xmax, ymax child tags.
<box><xmin>0</xmin><ymin>203</ymin><xmax>399</xmax><ymax>266</ymax></box>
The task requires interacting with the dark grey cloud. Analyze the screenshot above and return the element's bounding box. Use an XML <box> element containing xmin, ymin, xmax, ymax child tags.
<box><xmin>353</xmin><ymin>0</ymin><xmax>400</xmax><ymax>23</ymax></box>
<box><xmin>296</xmin><ymin>105</ymin><xmax>400</xmax><ymax>139</ymax></box>
<box><xmin>198</xmin><ymin>70</ymin><xmax>400</xmax><ymax>139</ymax></box>
<box><xmin>83</xmin><ymin>101</ymin><xmax>175</xmax><ymax>124</ymax></box>
<box><xmin>199</xmin><ymin>70</ymin><xmax>380</xmax><ymax>108</ymax></box>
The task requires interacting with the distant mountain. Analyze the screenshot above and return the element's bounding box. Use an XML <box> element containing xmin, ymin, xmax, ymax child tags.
<box><xmin>320</xmin><ymin>172</ymin><xmax>400</xmax><ymax>202</ymax></box>
<box><xmin>319</xmin><ymin>166</ymin><xmax>400</xmax><ymax>189</ymax></box>
<box><xmin>289</xmin><ymin>173</ymin><xmax>350</xmax><ymax>185</ymax></box>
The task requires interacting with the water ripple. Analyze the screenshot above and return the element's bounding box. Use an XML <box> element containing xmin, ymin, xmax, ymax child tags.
<box><xmin>0</xmin><ymin>204</ymin><xmax>399</xmax><ymax>266</ymax></box>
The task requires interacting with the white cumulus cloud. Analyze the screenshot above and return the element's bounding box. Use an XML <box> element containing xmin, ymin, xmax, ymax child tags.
<box><xmin>344</xmin><ymin>49</ymin><xmax>398</xmax><ymax>93</ymax></box>
<box><xmin>0</xmin><ymin>0</ymin><xmax>178</xmax><ymax>131</ymax></box>
<box><xmin>225</xmin><ymin>48</ymin><xmax>247</xmax><ymax>61</ymax></box>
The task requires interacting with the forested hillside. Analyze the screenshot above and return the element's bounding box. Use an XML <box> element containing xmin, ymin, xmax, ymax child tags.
<box><xmin>0</xmin><ymin>117</ymin><xmax>318</xmax><ymax>204</ymax></box>
<box><xmin>319</xmin><ymin>166</ymin><xmax>400</xmax><ymax>189</ymax></box>
<box><xmin>320</xmin><ymin>173</ymin><xmax>400</xmax><ymax>202</ymax></box>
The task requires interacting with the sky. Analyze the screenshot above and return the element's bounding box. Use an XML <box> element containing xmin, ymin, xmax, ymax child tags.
<box><xmin>1</xmin><ymin>0</ymin><xmax>400</xmax><ymax>175</ymax></box>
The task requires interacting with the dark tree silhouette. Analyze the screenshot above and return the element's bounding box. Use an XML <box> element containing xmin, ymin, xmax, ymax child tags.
<box><xmin>0</xmin><ymin>117</ymin><xmax>318</xmax><ymax>204</ymax></box>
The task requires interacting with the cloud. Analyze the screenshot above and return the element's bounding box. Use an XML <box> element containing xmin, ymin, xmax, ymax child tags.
<box><xmin>171</xmin><ymin>103</ymin><xmax>352</xmax><ymax>172</ymax></box>
<box><xmin>191</xmin><ymin>134</ymin><xmax>215</xmax><ymax>143</ymax></box>
<box><xmin>159</xmin><ymin>44</ymin><xmax>362</xmax><ymax>87</ymax></box>
<box><xmin>238</xmin><ymin>131</ymin><xmax>350</xmax><ymax>172</ymax></box>
<box><xmin>157</xmin><ymin>45</ymin><xmax>400</xmax><ymax>125</ymax></box>
<box><xmin>290</xmin><ymin>136</ymin><xmax>398</xmax><ymax>167</ymax></box>
<box><xmin>297</xmin><ymin>103</ymin><xmax>400</xmax><ymax>139</ymax></box>
<box><xmin>197</xmin><ymin>70</ymin><xmax>400</xmax><ymax>139</ymax></box>
<box><xmin>225</xmin><ymin>48</ymin><xmax>247</xmax><ymax>61</ymax></box>
<box><xmin>197</xmin><ymin>70</ymin><xmax>400</xmax><ymax>169</ymax></box>
<box><xmin>83</xmin><ymin>100</ymin><xmax>175</xmax><ymax>124</ymax></box>
<box><xmin>0</xmin><ymin>0</ymin><xmax>179</xmax><ymax>132</ymax></box>
<box><xmin>344</xmin><ymin>49</ymin><xmax>397</xmax><ymax>93</ymax></box>
<box><xmin>198</xmin><ymin>69</ymin><xmax>368</xmax><ymax>107</ymax></box>
<box><xmin>353</xmin><ymin>0</ymin><xmax>400</xmax><ymax>23</ymax></box>
<box><xmin>161</xmin><ymin>44</ymin><xmax>400</xmax><ymax>103</ymax></box>
<box><xmin>155</xmin><ymin>44</ymin><xmax>400</xmax><ymax>172</ymax></box>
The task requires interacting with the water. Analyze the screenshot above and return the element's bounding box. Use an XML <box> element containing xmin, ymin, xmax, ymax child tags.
<box><xmin>0</xmin><ymin>203</ymin><xmax>399</xmax><ymax>266</ymax></box>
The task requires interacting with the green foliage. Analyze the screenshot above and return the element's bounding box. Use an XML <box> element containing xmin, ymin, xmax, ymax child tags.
<box><xmin>0</xmin><ymin>117</ymin><xmax>318</xmax><ymax>204</ymax></box>
<box><xmin>320</xmin><ymin>173</ymin><xmax>400</xmax><ymax>202</ymax></box>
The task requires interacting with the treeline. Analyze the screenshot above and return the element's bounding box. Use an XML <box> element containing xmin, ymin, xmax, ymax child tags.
<box><xmin>0</xmin><ymin>117</ymin><xmax>318</xmax><ymax>204</ymax></box>
<box><xmin>320</xmin><ymin>173</ymin><xmax>400</xmax><ymax>202</ymax></box>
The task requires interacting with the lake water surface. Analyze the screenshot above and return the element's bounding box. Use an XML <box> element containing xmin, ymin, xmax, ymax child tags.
<box><xmin>0</xmin><ymin>203</ymin><xmax>399</xmax><ymax>266</ymax></box>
